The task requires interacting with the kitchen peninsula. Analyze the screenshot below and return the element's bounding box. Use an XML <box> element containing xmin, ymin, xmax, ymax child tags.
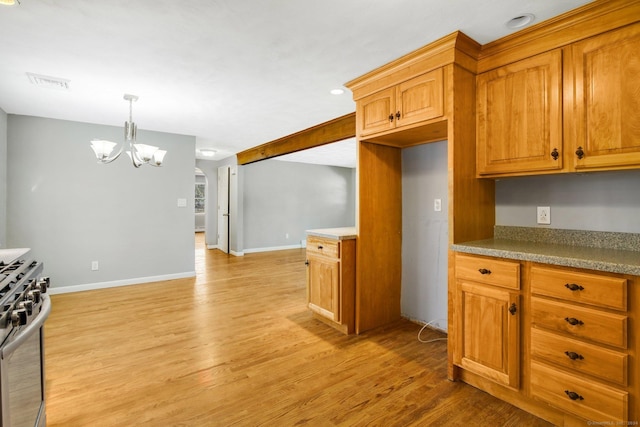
<box><xmin>305</xmin><ymin>227</ymin><xmax>356</xmax><ymax>334</ymax></box>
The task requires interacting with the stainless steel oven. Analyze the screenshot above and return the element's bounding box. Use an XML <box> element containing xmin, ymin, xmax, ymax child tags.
<box><xmin>0</xmin><ymin>250</ymin><xmax>50</xmax><ymax>427</ymax></box>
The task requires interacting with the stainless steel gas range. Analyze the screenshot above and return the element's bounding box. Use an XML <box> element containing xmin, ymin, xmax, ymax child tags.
<box><xmin>0</xmin><ymin>249</ymin><xmax>50</xmax><ymax>427</ymax></box>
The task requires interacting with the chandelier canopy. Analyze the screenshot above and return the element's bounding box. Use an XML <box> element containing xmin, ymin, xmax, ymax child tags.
<box><xmin>90</xmin><ymin>94</ymin><xmax>167</xmax><ymax>168</ymax></box>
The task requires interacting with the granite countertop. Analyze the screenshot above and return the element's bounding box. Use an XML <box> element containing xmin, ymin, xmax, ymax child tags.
<box><xmin>306</xmin><ymin>227</ymin><xmax>357</xmax><ymax>240</ymax></box>
<box><xmin>451</xmin><ymin>227</ymin><xmax>640</xmax><ymax>276</ymax></box>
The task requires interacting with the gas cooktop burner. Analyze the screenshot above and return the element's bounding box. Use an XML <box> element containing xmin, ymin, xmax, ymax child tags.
<box><xmin>0</xmin><ymin>256</ymin><xmax>48</xmax><ymax>346</ymax></box>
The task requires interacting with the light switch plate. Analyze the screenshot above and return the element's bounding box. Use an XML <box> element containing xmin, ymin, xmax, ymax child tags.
<box><xmin>177</xmin><ymin>198</ymin><xmax>187</xmax><ymax>207</ymax></box>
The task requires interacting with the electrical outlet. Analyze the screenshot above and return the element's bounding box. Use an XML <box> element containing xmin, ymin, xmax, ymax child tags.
<box><xmin>537</xmin><ymin>206</ymin><xmax>551</xmax><ymax>225</ymax></box>
<box><xmin>91</xmin><ymin>261</ymin><xmax>99</xmax><ymax>271</ymax></box>
<box><xmin>285</xmin><ymin>233</ymin><xmax>289</xmax><ymax>239</ymax></box>
<box><xmin>434</xmin><ymin>198</ymin><xmax>442</xmax><ymax>212</ymax></box>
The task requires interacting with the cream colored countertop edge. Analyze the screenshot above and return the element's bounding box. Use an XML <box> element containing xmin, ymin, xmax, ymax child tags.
<box><xmin>306</xmin><ymin>227</ymin><xmax>357</xmax><ymax>240</ymax></box>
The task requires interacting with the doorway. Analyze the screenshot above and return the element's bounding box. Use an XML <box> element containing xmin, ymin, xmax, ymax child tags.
<box><xmin>217</xmin><ymin>166</ymin><xmax>230</xmax><ymax>253</ymax></box>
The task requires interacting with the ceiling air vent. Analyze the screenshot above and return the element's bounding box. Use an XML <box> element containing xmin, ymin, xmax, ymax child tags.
<box><xmin>26</xmin><ymin>72</ymin><xmax>70</xmax><ymax>90</ymax></box>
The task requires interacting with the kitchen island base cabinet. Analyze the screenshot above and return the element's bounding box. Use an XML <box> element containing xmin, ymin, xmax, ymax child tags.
<box><xmin>306</xmin><ymin>231</ymin><xmax>356</xmax><ymax>335</ymax></box>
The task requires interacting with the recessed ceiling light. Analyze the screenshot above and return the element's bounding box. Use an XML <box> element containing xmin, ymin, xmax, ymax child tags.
<box><xmin>0</xmin><ymin>0</ymin><xmax>19</xmax><ymax>5</ymax></box>
<box><xmin>199</xmin><ymin>149</ymin><xmax>216</xmax><ymax>157</ymax></box>
<box><xmin>330</xmin><ymin>88</ymin><xmax>345</xmax><ymax>95</ymax></box>
<box><xmin>506</xmin><ymin>13</ymin><xmax>535</xmax><ymax>29</ymax></box>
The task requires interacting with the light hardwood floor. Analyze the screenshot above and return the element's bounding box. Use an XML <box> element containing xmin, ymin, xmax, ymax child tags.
<box><xmin>44</xmin><ymin>234</ymin><xmax>551</xmax><ymax>426</ymax></box>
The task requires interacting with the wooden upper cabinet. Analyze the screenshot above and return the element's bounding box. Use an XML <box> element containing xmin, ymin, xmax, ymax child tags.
<box><xmin>357</xmin><ymin>68</ymin><xmax>444</xmax><ymax>138</ymax></box>
<box><xmin>569</xmin><ymin>23</ymin><xmax>640</xmax><ymax>171</ymax></box>
<box><xmin>358</xmin><ymin>87</ymin><xmax>396</xmax><ymax>136</ymax></box>
<box><xmin>395</xmin><ymin>69</ymin><xmax>444</xmax><ymax>127</ymax></box>
<box><xmin>477</xmin><ymin>50</ymin><xmax>563</xmax><ymax>176</ymax></box>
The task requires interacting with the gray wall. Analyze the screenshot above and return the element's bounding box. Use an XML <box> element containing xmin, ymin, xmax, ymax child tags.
<box><xmin>0</xmin><ymin>108</ymin><xmax>6</xmax><ymax>248</ymax></box>
<box><xmin>242</xmin><ymin>159</ymin><xmax>355</xmax><ymax>251</ymax></box>
<box><xmin>495</xmin><ymin>170</ymin><xmax>640</xmax><ymax>233</ymax></box>
<box><xmin>401</xmin><ymin>141</ymin><xmax>448</xmax><ymax>331</ymax></box>
<box><xmin>7</xmin><ymin>115</ymin><xmax>196</xmax><ymax>290</ymax></box>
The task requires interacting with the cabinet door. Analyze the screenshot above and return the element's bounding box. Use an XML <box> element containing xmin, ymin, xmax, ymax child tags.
<box><xmin>395</xmin><ymin>68</ymin><xmax>444</xmax><ymax>127</ymax></box>
<box><xmin>357</xmin><ymin>87</ymin><xmax>395</xmax><ymax>137</ymax></box>
<box><xmin>456</xmin><ymin>281</ymin><xmax>520</xmax><ymax>388</ymax></box>
<box><xmin>307</xmin><ymin>255</ymin><xmax>340</xmax><ymax>322</ymax></box>
<box><xmin>477</xmin><ymin>50</ymin><xmax>563</xmax><ymax>176</ymax></box>
<box><xmin>570</xmin><ymin>23</ymin><xmax>640</xmax><ymax>171</ymax></box>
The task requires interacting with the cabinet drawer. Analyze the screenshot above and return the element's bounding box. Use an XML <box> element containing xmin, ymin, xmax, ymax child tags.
<box><xmin>531</xmin><ymin>297</ymin><xmax>627</xmax><ymax>348</ymax></box>
<box><xmin>455</xmin><ymin>254</ymin><xmax>520</xmax><ymax>289</ymax></box>
<box><xmin>531</xmin><ymin>266</ymin><xmax>627</xmax><ymax>311</ymax></box>
<box><xmin>531</xmin><ymin>361</ymin><xmax>628</xmax><ymax>422</ymax></box>
<box><xmin>531</xmin><ymin>328</ymin><xmax>627</xmax><ymax>386</ymax></box>
<box><xmin>306</xmin><ymin>237</ymin><xmax>340</xmax><ymax>259</ymax></box>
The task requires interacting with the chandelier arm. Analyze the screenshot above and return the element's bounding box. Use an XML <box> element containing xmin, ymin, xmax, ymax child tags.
<box><xmin>130</xmin><ymin>143</ymin><xmax>144</xmax><ymax>168</ymax></box>
<box><xmin>99</xmin><ymin>144</ymin><xmax>124</xmax><ymax>164</ymax></box>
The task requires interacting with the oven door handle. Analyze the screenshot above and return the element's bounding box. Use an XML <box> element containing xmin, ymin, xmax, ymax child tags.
<box><xmin>1</xmin><ymin>295</ymin><xmax>51</xmax><ymax>358</ymax></box>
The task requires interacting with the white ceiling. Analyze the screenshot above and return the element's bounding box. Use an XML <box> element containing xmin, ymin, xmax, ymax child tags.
<box><xmin>0</xmin><ymin>0</ymin><xmax>593</xmax><ymax>166</ymax></box>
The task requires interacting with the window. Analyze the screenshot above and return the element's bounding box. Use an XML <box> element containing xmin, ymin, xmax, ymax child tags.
<box><xmin>195</xmin><ymin>183</ymin><xmax>205</xmax><ymax>213</ymax></box>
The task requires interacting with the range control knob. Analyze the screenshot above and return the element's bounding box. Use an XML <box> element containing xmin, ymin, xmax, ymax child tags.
<box><xmin>28</xmin><ymin>289</ymin><xmax>41</xmax><ymax>304</ymax></box>
<box><xmin>11</xmin><ymin>308</ymin><xmax>27</xmax><ymax>326</ymax></box>
<box><xmin>18</xmin><ymin>300</ymin><xmax>34</xmax><ymax>315</ymax></box>
<box><xmin>37</xmin><ymin>277</ymin><xmax>50</xmax><ymax>293</ymax></box>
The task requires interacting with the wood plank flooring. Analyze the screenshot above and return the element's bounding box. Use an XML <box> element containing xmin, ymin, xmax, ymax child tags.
<box><xmin>44</xmin><ymin>234</ymin><xmax>552</xmax><ymax>426</ymax></box>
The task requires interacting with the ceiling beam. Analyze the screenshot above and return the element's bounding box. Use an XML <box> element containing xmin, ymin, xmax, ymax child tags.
<box><xmin>236</xmin><ymin>112</ymin><xmax>356</xmax><ymax>165</ymax></box>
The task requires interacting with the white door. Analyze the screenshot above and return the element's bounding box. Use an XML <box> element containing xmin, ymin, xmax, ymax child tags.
<box><xmin>217</xmin><ymin>166</ymin><xmax>230</xmax><ymax>253</ymax></box>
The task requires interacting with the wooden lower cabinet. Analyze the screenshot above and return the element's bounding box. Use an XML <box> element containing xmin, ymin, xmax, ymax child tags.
<box><xmin>456</xmin><ymin>281</ymin><xmax>520</xmax><ymax>388</ymax></box>
<box><xmin>306</xmin><ymin>235</ymin><xmax>356</xmax><ymax>334</ymax></box>
<box><xmin>452</xmin><ymin>253</ymin><xmax>638</xmax><ymax>425</ymax></box>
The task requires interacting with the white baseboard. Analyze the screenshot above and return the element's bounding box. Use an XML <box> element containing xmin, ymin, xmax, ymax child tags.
<box><xmin>243</xmin><ymin>244</ymin><xmax>303</xmax><ymax>254</ymax></box>
<box><xmin>49</xmin><ymin>271</ymin><xmax>196</xmax><ymax>295</ymax></box>
<box><xmin>206</xmin><ymin>244</ymin><xmax>219</xmax><ymax>249</ymax></box>
<box><xmin>230</xmin><ymin>250</ymin><xmax>245</xmax><ymax>256</ymax></box>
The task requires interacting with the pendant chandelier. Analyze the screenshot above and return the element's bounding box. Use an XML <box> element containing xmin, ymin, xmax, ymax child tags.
<box><xmin>90</xmin><ymin>94</ymin><xmax>167</xmax><ymax>168</ymax></box>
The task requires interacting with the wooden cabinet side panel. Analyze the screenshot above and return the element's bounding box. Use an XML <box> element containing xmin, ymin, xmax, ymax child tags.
<box><xmin>340</xmin><ymin>239</ymin><xmax>356</xmax><ymax>333</ymax></box>
<box><xmin>449</xmin><ymin>64</ymin><xmax>495</xmax><ymax>244</ymax></box>
<box><xmin>356</xmin><ymin>142</ymin><xmax>402</xmax><ymax>334</ymax></box>
<box><xmin>571</xmin><ymin>23</ymin><xmax>640</xmax><ymax>171</ymax></box>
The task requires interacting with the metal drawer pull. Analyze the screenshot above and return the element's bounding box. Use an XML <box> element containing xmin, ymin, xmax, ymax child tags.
<box><xmin>564</xmin><ymin>390</ymin><xmax>584</xmax><ymax>401</ymax></box>
<box><xmin>478</xmin><ymin>268</ymin><xmax>491</xmax><ymax>275</ymax></box>
<box><xmin>565</xmin><ymin>283</ymin><xmax>584</xmax><ymax>291</ymax></box>
<box><xmin>564</xmin><ymin>317</ymin><xmax>584</xmax><ymax>326</ymax></box>
<box><xmin>508</xmin><ymin>303</ymin><xmax>517</xmax><ymax>315</ymax></box>
<box><xmin>564</xmin><ymin>351</ymin><xmax>584</xmax><ymax>361</ymax></box>
<box><xmin>317</xmin><ymin>245</ymin><xmax>323</xmax><ymax>250</ymax></box>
